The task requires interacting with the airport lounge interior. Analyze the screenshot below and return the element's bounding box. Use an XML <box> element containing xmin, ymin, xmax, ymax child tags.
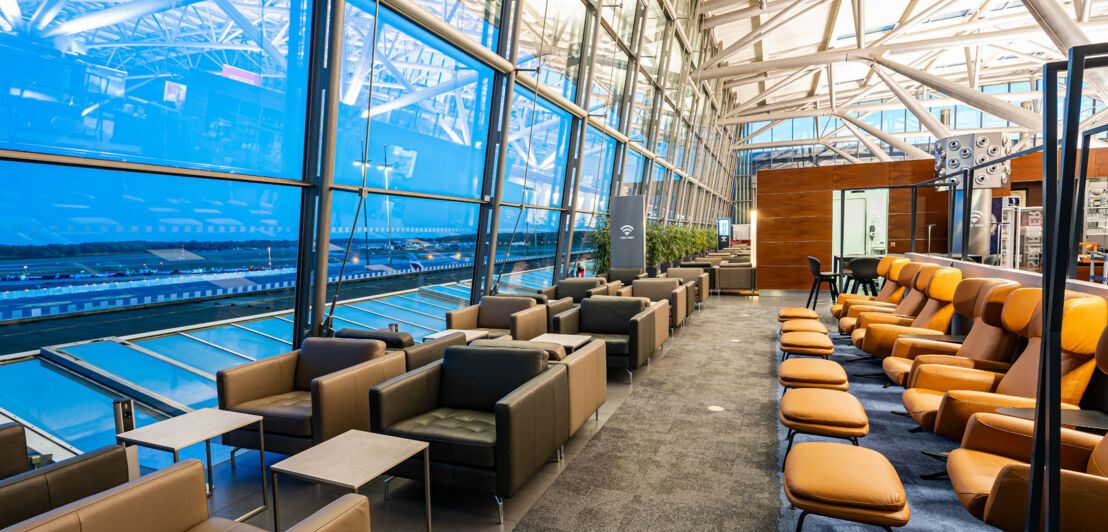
<box><xmin>2</xmin><ymin>0</ymin><xmax>1108</xmax><ymax>531</ymax></box>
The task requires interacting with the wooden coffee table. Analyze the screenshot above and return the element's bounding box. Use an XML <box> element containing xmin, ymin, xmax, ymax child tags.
<box><xmin>422</xmin><ymin>329</ymin><xmax>489</xmax><ymax>343</ymax></box>
<box><xmin>270</xmin><ymin>430</ymin><xmax>431</xmax><ymax>531</ymax></box>
<box><xmin>532</xmin><ymin>333</ymin><xmax>593</xmax><ymax>353</ymax></box>
<box><xmin>115</xmin><ymin>408</ymin><xmax>266</xmax><ymax>521</ymax></box>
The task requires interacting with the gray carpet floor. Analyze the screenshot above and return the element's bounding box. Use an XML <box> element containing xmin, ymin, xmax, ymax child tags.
<box><xmin>517</xmin><ymin>294</ymin><xmax>785</xmax><ymax>531</ymax></box>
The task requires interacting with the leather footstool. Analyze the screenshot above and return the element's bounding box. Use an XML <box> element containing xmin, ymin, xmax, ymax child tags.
<box><xmin>780</xmin><ymin>319</ymin><xmax>828</xmax><ymax>334</ymax></box>
<box><xmin>780</xmin><ymin>388</ymin><xmax>869</xmax><ymax>452</ymax></box>
<box><xmin>778</xmin><ymin>358</ymin><xmax>848</xmax><ymax>392</ymax></box>
<box><xmin>779</xmin><ymin>331</ymin><xmax>834</xmax><ymax>360</ymax></box>
<box><xmin>784</xmin><ymin>442</ymin><xmax>910</xmax><ymax>530</ymax></box>
<box><xmin>778</xmin><ymin>307</ymin><xmax>819</xmax><ymax>322</ymax></box>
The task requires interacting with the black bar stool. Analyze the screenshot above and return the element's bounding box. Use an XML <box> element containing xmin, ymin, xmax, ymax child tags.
<box><xmin>806</xmin><ymin>256</ymin><xmax>841</xmax><ymax>310</ymax></box>
<box><xmin>844</xmin><ymin>257</ymin><xmax>880</xmax><ymax>296</ymax></box>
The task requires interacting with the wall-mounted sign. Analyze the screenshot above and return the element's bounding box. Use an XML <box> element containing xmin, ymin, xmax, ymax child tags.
<box><xmin>717</xmin><ymin>218</ymin><xmax>731</xmax><ymax>250</ymax></box>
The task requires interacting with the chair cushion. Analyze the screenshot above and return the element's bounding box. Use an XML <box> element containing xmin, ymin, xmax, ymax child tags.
<box><xmin>778</xmin><ymin>359</ymin><xmax>848</xmax><ymax>389</ymax></box>
<box><xmin>630</xmin><ymin>279</ymin><xmax>680</xmax><ymax>302</ymax></box>
<box><xmin>295</xmin><ymin>337</ymin><xmax>384</xmax><ymax>390</ymax></box>
<box><xmin>781</xmin><ymin>319</ymin><xmax>828</xmax><ymax>334</ymax></box>
<box><xmin>477</xmin><ymin>296</ymin><xmax>536</xmax><ymax>330</ymax></box>
<box><xmin>881</xmin><ymin>356</ymin><xmax>914</xmax><ymax>386</ymax></box>
<box><xmin>384</xmin><ymin>408</ymin><xmax>496</xmax><ymax>468</ymax></box>
<box><xmin>470</xmin><ymin>339</ymin><xmax>567</xmax><ymax>361</ymax></box>
<box><xmin>588</xmin><ymin>333</ymin><xmax>630</xmax><ymax>356</ymax></box>
<box><xmin>902</xmin><ymin>387</ymin><xmax>946</xmax><ymax>429</ymax></box>
<box><xmin>579</xmin><ymin>297</ymin><xmax>646</xmax><ymax>334</ymax></box>
<box><xmin>784</xmin><ymin>442</ymin><xmax>907</xmax><ymax>513</ymax></box>
<box><xmin>439</xmin><ymin>346</ymin><xmax>548</xmax><ymax>412</ymax></box>
<box><xmin>780</xmin><ymin>332</ymin><xmax>834</xmax><ymax>355</ymax></box>
<box><xmin>475</xmin><ymin>327</ymin><xmax>511</xmax><ymax>339</ymax></box>
<box><xmin>780</xmin><ymin>389</ymin><xmax>868</xmax><ymax>429</ymax></box>
<box><xmin>946</xmin><ymin>448</ymin><xmax>1022</xmax><ymax>518</ymax></box>
<box><xmin>231</xmin><ymin>391</ymin><xmax>312</xmax><ymax>437</ymax></box>
<box><xmin>779</xmin><ymin>308</ymin><xmax>818</xmax><ymax>322</ymax></box>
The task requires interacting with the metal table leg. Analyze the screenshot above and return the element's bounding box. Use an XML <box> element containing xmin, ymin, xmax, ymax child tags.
<box><xmin>205</xmin><ymin>439</ymin><xmax>214</xmax><ymax>496</ymax></box>
<box><xmin>424</xmin><ymin>447</ymin><xmax>432</xmax><ymax>531</ymax></box>
<box><xmin>235</xmin><ymin>419</ymin><xmax>268</xmax><ymax>522</ymax></box>
<box><xmin>272</xmin><ymin>471</ymin><xmax>281</xmax><ymax>532</ymax></box>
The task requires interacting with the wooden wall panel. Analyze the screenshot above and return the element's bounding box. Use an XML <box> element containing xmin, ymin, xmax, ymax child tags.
<box><xmin>758</xmin><ymin>166</ymin><xmax>833</xmax><ymax>194</ymax></box>
<box><xmin>890</xmin><ymin>158</ymin><xmax>936</xmax><ymax>185</ymax></box>
<box><xmin>1010</xmin><ymin>151</ymin><xmax>1042</xmax><ymax>182</ymax></box>
<box><xmin>757</xmin><ymin>266</ymin><xmax>820</xmax><ymax>290</ymax></box>
<box><xmin>757</xmin><ymin>191</ymin><xmax>832</xmax><ymax>219</ymax></box>
<box><xmin>833</xmin><ymin>162</ymin><xmax>890</xmax><ymax>188</ymax></box>
<box><xmin>758</xmin><ymin>216</ymin><xmax>833</xmax><ymax>243</ymax></box>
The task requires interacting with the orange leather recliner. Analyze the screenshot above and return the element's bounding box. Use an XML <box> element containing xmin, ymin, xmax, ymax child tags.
<box><xmin>830</xmin><ymin>257</ymin><xmax>911</xmax><ymax>319</ymax></box>
<box><xmin>838</xmin><ymin>263</ymin><xmax>932</xmax><ymax>334</ymax></box>
<box><xmin>881</xmin><ymin>278</ymin><xmax>1020</xmax><ymax>387</ymax></box>
<box><xmin>851</xmin><ymin>267</ymin><xmax>963</xmax><ymax>356</ymax></box>
<box><xmin>944</xmin><ymin>327</ymin><xmax>1108</xmax><ymax>531</ymax></box>
<box><xmin>902</xmin><ymin>288</ymin><xmax>1107</xmax><ymax>441</ymax></box>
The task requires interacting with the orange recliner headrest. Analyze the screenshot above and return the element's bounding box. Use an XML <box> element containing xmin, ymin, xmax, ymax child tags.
<box><xmin>896</xmin><ymin>263</ymin><xmax>922</xmax><ymax>288</ymax></box>
<box><xmin>952</xmin><ymin>278</ymin><xmax>1018</xmax><ymax>318</ymax></box>
<box><xmin>876</xmin><ymin>256</ymin><xmax>895</xmax><ymax>277</ymax></box>
<box><xmin>924</xmin><ymin>267</ymin><xmax>961</xmax><ymax>302</ymax></box>
<box><xmin>1096</xmin><ymin>326</ymin><xmax>1108</xmax><ymax>374</ymax></box>
<box><xmin>911</xmin><ymin>264</ymin><xmax>940</xmax><ymax>292</ymax></box>
<box><xmin>1001</xmin><ymin>288</ymin><xmax>1042</xmax><ymax>337</ymax></box>
<box><xmin>885</xmin><ymin>258</ymin><xmax>911</xmax><ymax>283</ymax></box>
<box><xmin>1059</xmin><ymin>295</ymin><xmax>1108</xmax><ymax>356</ymax></box>
<box><xmin>978</xmin><ymin>280</ymin><xmax>1021</xmax><ymax>327</ymax></box>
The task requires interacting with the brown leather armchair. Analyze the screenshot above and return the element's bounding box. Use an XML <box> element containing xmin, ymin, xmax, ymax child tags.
<box><xmin>838</xmin><ymin>262</ymin><xmax>930</xmax><ymax>334</ymax></box>
<box><xmin>603</xmin><ymin>268</ymin><xmax>647</xmax><ymax>286</ymax></box>
<box><xmin>902</xmin><ymin>289</ymin><xmax>1107</xmax><ymax>441</ymax></box>
<box><xmin>335</xmin><ymin>328</ymin><xmax>467</xmax><ymax>370</ymax></box>
<box><xmin>369</xmin><ymin>346</ymin><xmax>568</xmax><ymax>523</ymax></box>
<box><xmin>946</xmin><ymin>412</ymin><xmax>1108</xmax><ymax>531</ymax></box>
<box><xmin>0</xmin><ymin>445</ymin><xmax>129</xmax><ymax>528</ymax></box>
<box><xmin>217</xmin><ymin>337</ymin><xmax>405</xmax><ymax>455</ymax></box>
<box><xmin>538</xmin><ymin>277</ymin><xmax>615</xmax><ymax>303</ymax></box>
<box><xmin>662</xmin><ymin>267</ymin><xmax>708</xmax><ymax>307</ymax></box>
<box><xmin>854</xmin><ymin>267</ymin><xmax>962</xmax><ymax>356</ymax></box>
<box><xmin>882</xmin><ymin>279</ymin><xmax>1020</xmax><ymax>387</ymax></box>
<box><xmin>445</xmin><ymin>295</ymin><xmax>547</xmax><ymax>340</ymax></box>
<box><xmin>0</xmin><ymin>423</ymin><xmax>29</xmax><ymax>481</ymax></box>
<box><xmin>830</xmin><ymin>257</ymin><xmax>910</xmax><ymax>318</ymax></box>
<box><xmin>6</xmin><ymin>459</ymin><xmax>370</xmax><ymax>531</ymax></box>
<box><xmin>680</xmin><ymin>261</ymin><xmax>718</xmax><ymax>292</ymax></box>
<box><xmin>716</xmin><ymin>263</ymin><xmax>756</xmax><ymax>295</ymax></box>
<box><xmin>552</xmin><ymin>296</ymin><xmax>656</xmax><ymax>374</ymax></box>
<box><xmin>618</xmin><ymin>278</ymin><xmax>688</xmax><ymax>328</ymax></box>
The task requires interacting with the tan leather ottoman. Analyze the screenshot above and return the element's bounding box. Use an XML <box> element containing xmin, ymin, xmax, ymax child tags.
<box><xmin>778</xmin><ymin>359</ymin><xmax>849</xmax><ymax>392</ymax></box>
<box><xmin>780</xmin><ymin>319</ymin><xmax>828</xmax><ymax>334</ymax></box>
<box><xmin>779</xmin><ymin>307</ymin><xmax>819</xmax><ymax>322</ymax></box>
<box><xmin>783</xmin><ymin>442</ymin><xmax>910</xmax><ymax>530</ymax></box>
<box><xmin>779</xmin><ymin>331</ymin><xmax>835</xmax><ymax>360</ymax></box>
<box><xmin>780</xmin><ymin>388</ymin><xmax>869</xmax><ymax>451</ymax></box>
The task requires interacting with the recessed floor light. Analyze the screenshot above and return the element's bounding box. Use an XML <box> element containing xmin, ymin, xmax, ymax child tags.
<box><xmin>707</xmin><ymin>405</ymin><xmax>725</xmax><ymax>412</ymax></box>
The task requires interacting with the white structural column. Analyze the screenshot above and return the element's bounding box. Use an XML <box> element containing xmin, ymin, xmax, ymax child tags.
<box><xmin>702</xmin><ymin>0</ymin><xmax>791</xmax><ymax>30</ymax></box>
<box><xmin>820</xmin><ymin>140</ymin><xmax>863</xmax><ymax>164</ymax></box>
<box><xmin>730</xmin><ymin>67</ymin><xmax>817</xmax><ymax>115</ymax></box>
<box><xmin>840</xmin><ymin>119</ymin><xmax>894</xmax><ymax>162</ymax></box>
<box><xmin>870</xmin><ymin>65</ymin><xmax>953</xmax><ymax>139</ymax></box>
<box><xmin>851</xmin><ymin>0</ymin><xmax>864</xmax><ymax>49</ymax></box>
<box><xmin>871</xmin><ymin>56</ymin><xmax>1042</xmax><ymax>131</ymax></box>
<box><xmin>1023</xmin><ymin>0</ymin><xmax>1108</xmax><ymax>108</ymax></box>
<box><xmin>839</xmin><ymin>113</ymin><xmax>933</xmax><ymax>159</ymax></box>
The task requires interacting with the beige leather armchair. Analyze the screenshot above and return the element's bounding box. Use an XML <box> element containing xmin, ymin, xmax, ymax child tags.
<box><xmin>217</xmin><ymin>337</ymin><xmax>405</xmax><ymax>455</ymax></box>
<box><xmin>446</xmin><ymin>295</ymin><xmax>546</xmax><ymax>340</ymax></box>
<box><xmin>665</xmin><ymin>267</ymin><xmax>710</xmax><ymax>305</ymax></box>
<box><xmin>0</xmin><ymin>423</ymin><xmax>29</xmax><ymax>481</ymax></box>
<box><xmin>6</xmin><ymin>459</ymin><xmax>370</xmax><ymax>531</ymax></box>
<box><xmin>717</xmin><ymin>263</ymin><xmax>756</xmax><ymax>295</ymax></box>
<box><xmin>0</xmin><ymin>445</ymin><xmax>129</xmax><ymax>528</ymax></box>
<box><xmin>619</xmin><ymin>278</ymin><xmax>687</xmax><ymax>328</ymax></box>
<box><xmin>540</xmin><ymin>277</ymin><xmax>618</xmax><ymax>302</ymax></box>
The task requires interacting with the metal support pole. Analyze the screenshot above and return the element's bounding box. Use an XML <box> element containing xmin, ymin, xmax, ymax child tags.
<box><xmin>960</xmin><ymin>169</ymin><xmax>972</xmax><ymax>261</ymax></box>
<box><xmin>308</xmin><ymin>0</ymin><xmax>346</xmax><ymax>337</ymax></box>
<box><xmin>1071</xmin><ymin>144</ymin><xmax>1092</xmax><ymax>278</ymax></box>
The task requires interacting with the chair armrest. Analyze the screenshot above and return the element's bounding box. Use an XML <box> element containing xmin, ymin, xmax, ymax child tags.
<box><xmin>0</xmin><ymin>423</ymin><xmax>29</xmax><ymax>480</ymax></box>
<box><xmin>934</xmin><ymin>390</ymin><xmax>1082</xmax><ymax>442</ymax></box>
<box><xmin>445</xmin><ymin>304</ymin><xmax>479</xmax><ymax>330</ymax></box>
<box><xmin>635</xmin><ymin>272</ymin><xmax>648</xmax><ymax>280</ymax></box>
<box><xmin>313</xmin><ymin>352</ymin><xmax>407</xmax><ymax>442</ymax></box>
<box><xmin>846</xmin><ymin>302</ymin><xmax>898</xmax><ymax>319</ymax></box>
<box><xmin>696</xmin><ymin>273</ymin><xmax>709</xmax><ymax>301</ymax></box>
<box><xmin>983</xmin><ymin>464</ymin><xmax>1108</xmax><ymax>531</ymax></box>
<box><xmin>510</xmin><ymin>304</ymin><xmax>547</xmax><ymax>341</ymax></box>
<box><xmin>605</xmin><ymin>281</ymin><xmax>622</xmax><ymax>295</ymax></box>
<box><xmin>288</xmin><ymin>494</ymin><xmax>371</xmax><ymax>532</ymax></box>
<box><xmin>403</xmin><ymin>332</ymin><xmax>465</xmax><ymax>370</ymax></box>
<box><xmin>960</xmin><ymin>413</ymin><xmax>1101</xmax><ymax>466</ymax></box>
<box><xmin>369</xmin><ymin>362</ymin><xmax>442</xmax><ymax>432</ymax></box>
<box><xmin>911</xmin><ymin>364</ymin><xmax>1003</xmax><ymax>393</ymax></box>
<box><xmin>836</xmin><ymin>293</ymin><xmax>876</xmax><ymax>305</ymax></box>
<box><xmin>908</xmin><ymin>355</ymin><xmax>1011</xmax><ymax>384</ymax></box>
<box><xmin>539</xmin><ymin>286</ymin><xmax>556</xmax><ymax>299</ymax></box>
<box><xmin>334</xmin><ymin>328</ymin><xmax>413</xmax><ymax>348</ymax></box>
<box><xmin>587</xmin><ymin>285</ymin><xmax>608</xmax><ymax>298</ymax></box>
<box><xmin>552</xmin><ymin>307</ymin><xmax>580</xmax><ymax>334</ymax></box>
<box><xmin>670</xmin><ymin>285</ymin><xmax>687</xmax><ymax>324</ymax></box>
<box><xmin>891</xmin><ymin>337</ymin><xmax>962</xmax><ymax>360</ymax></box>
<box><xmin>630</xmin><ymin>306</ymin><xmax>657</xmax><ymax>368</ymax></box>
<box><xmin>554</xmin><ymin>340</ymin><xmax>606</xmax><ymax>435</ymax></box>
<box><xmin>617</xmin><ymin>285</ymin><xmax>633</xmax><ymax>297</ymax></box>
<box><xmin>217</xmin><ymin>351</ymin><xmax>298</xmax><ymax>409</ymax></box>
<box><xmin>495</xmin><ymin>365</ymin><xmax>569</xmax><ymax>496</ymax></box>
<box><xmin>856</xmin><ymin>312</ymin><xmax>914</xmax><ymax>329</ymax></box>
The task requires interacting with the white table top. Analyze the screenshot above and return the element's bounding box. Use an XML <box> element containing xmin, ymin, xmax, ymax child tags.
<box><xmin>531</xmin><ymin>333</ymin><xmax>592</xmax><ymax>351</ymax></box>
<box><xmin>116</xmin><ymin>408</ymin><xmax>261</xmax><ymax>452</ymax></box>
<box><xmin>423</xmin><ymin>329</ymin><xmax>489</xmax><ymax>343</ymax></box>
<box><xmin>271</xmin><ymin>430</ymin><xmax>428</xmax><ymax>490</ymax></box>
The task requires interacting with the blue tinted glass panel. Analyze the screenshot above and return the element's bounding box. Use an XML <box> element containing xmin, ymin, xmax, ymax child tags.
<box><xmin>334</xmin><ymin>5</ymin><xmax>493</xmax><ymax>199</ymax></box>
<box><xmin>648</xmin><ymin>162</ymin><xmax>666</xmax><ymax>218</ymax></box>
<box><xmin>591</xmin><ymin>29</ymin><xmax>629</xmax><ymax>130</ymax></box>
<box><xmin>504</xmin><ymin>88</ymin><xmax>571</xmax><ymax>208</ymax></box>
<box><xmin>517</xmin><ymin>0</ymin><xmax>586</xmax><ymax>101</ymax></box>
<box><xmin>139</xmin><ymin>335</ymin><xmax>249</xmax><ymax>375</ymax></box>
<box><xmin>238</xmin><ymin>317</ymin><xmax>295</xmax><ymax>342</ymax></box>
<box><xmin>493</xmin><ymin>207</ymin><xmax>559</xmax><ymax>273</ymax></box>
<box><xmin>579</xmin><ymin>126</ymin><xmax>617</xmax><ymax>213</ymax></box>
<box><xmin>184</xmin><ymin>326</ymin><xmax>290</xmax><ymax>358</ymax></box>
<box><xmin>621</xmin><ymin>149</ymin><xmax>646</xmax><ymax>195</ymax></box>
<box><xmin>65</xmin><ymin>341</ymin><xmax>215</xmax><ymax>409</ymax></box>
<box><xmin>0</xmin><ymin>160</ymin><xmax>299</xmax><ymax>323</ymax></box>
<box><xmin>411</xmin><ymin>0</ymin><xmax>500</xmax><ymax>50</ymax></box>
<box><xmin>0</xmin><ymin>0</ymin><xmax>312</xmax><ymax>178</ymax></box>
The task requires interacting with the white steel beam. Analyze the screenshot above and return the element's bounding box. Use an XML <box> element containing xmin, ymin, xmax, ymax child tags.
<box><xmin>820</xmin><ymin>140</ymin><xmax>863</xmax><ymax>164</ymax></box>
<box><xmin>851</xmin><ymin>0</ymin><xmax>864</xmax><ymax>49</ymax></box>
<box><xmin>730</xmin><ymin>67</ymin><xmax>817</xmax><ymax>115</ymax></box>
<box><xmin>702</xmin><ymin>0</ymin><xmax>791</xmax><ymax>30</ymax></box>
<box><xmin>840</xmin><ymin>119</ymin><xmax>893</xmax><ymax>162</ymax></box>
<box><xmin>213</xmin><ymin>0</ymin><xmax>287</xmax><ymax>70</ymax></box>
<box><xmin>43</xmin><ymin>0</ymin><xmax>205</xmax><ymax>37</ymax></box>
<box><xmin>704</xmin><ymin>0</ymin><xmax>817</xmax><ymax>69</ymax></box>
<box><xmin>870</xmin><ymin>65</ymin><xmax>952</xmax><ymax>138</ymax></box>
<box><xmin>1023</xmin><ymin>0</ymin><xmax>1108</xmax><ymax>103</ymax></box>
<box><xmin>30</xmin><ymin>0</ymin><xmax>68</xmax><ymax>31</ymax></box>
<box><xmin>839</xmin><ymin>113</ymin><xmax>933</xmax><ymax>159</ymax></box>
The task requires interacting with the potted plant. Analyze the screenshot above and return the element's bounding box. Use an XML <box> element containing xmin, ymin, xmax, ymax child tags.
<box><xmin>586</xmin><ymin>215</ymin><xmax>610</xmax><ymax>277</ymax></box>
<box><xmin>646</xmin><ymin>221</ymin><xmax>664</xmax><ymax>276</ymax></box>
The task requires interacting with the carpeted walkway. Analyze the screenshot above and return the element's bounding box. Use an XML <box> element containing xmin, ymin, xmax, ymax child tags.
<box><xmin>517</xmin><ymin>295</ymin><xmax>784</xmax><ymax>531</ymax></box>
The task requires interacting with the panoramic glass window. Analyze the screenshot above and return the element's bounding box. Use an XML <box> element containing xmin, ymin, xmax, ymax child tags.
<box><xmin>517</xmin><ymin>0</ymin><xmax>587</xmax><ymax>101</ymax></box>
<box><xmin>640</xmin><ymin>0</ymin><xmax>667</xmax><ymax>78</ymax></box>
<box><xmin>600</xmin><ymin>0</ymin><xmax>636</xmax><ymax>46</ymax></box>
<box><xmin>493</xmin><ymin>207</ymin><xmax>560</xmax><ymax>275</ymax></box>
<box><xmin>328</xmin><ymin>191</ymin><xmax>480</xmax><ymax>296</ymax></box>
<box><xmin>0</xmin><ymin>160</ymin><xmax>299</xmax><ymax>322</ymax></box>
<box><xmin>503</xmin><ymin>88</ymin><xmax>572</xmax><ymax>208</ymax></box>
<box><xmin>621</xmin><ymin>148</ymin><xmax>646</xmax><ymax>196</ymax></box>
<box><xmin>569</xmin><ymin>211</ymin><xmax>599</xmax><ymax>263</ymax></box>
<box><xmin>665</xmin><ymin>44</ymin><xmax>685</xmax><ymax>103</ymax></box>
<box><xmin>412</xmin><ymin>0</ymin><xmax>501</xmax><ymax>51</ymax></box>
<box><xmin>628</xmin><ymin>73</ymin><xmax>655</xmax><ymax>146</ymax></box>
<box><xmin>334</xmin><ymin>5</ymin><xmax>493</xmax><ymax>199</ymax></box>
<box><xmin>0</xmin><ymin>0</ymin><xmax>313</xmax><ymax>179</ymax></box>
<box><xmin>673</xmin><ymin>120</ymin><xmax>688</xmax><ymax>169</ymax></box>
<box><xmin>578</xmin><ymin>126</ymin><xmax>617</xmax><ymax>213</ymax></box>
<box><xmin>648</xmin><ymin>161</ymin><xmax>666</xmax><ymax>218</ymax></box>
<box><xmin>590</xmin><ymin>29</ymin><xmax>629</xmax><ymax>130</ymax></box>
<box><xmin>655</xmin><ymin>103</ymin><xmax>675</xmax><ymax>158</ymax></box>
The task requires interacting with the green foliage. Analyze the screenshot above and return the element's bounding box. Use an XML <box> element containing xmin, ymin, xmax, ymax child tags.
<box><xmin>586</xmin><ymin>216</ymin><xmax>611</xmax><ymax>275</ymax></box>
<box><xmin>644</xmin><ymin>223</ymin><xmax>722</xmax><ymax>266</ymax></box>
<box><xmin>645</xmin><ymin>221</ymin><xmax>664</xmax><ymax>267</ymax></box>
